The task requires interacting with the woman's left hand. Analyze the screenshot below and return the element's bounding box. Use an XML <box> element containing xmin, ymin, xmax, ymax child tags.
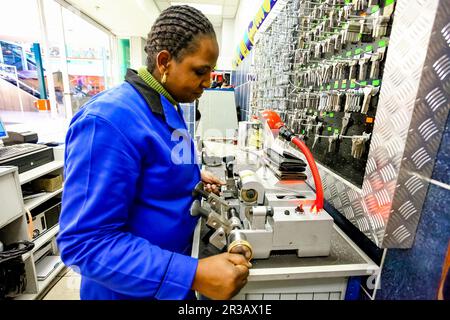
<box><xmin>201</xmin><ymin>170</ymin><xmax>225</xmax><ymax>195</ymax></box>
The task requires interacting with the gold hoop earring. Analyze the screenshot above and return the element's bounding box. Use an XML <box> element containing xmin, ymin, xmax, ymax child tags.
<box><xmin>161</xmin><ymin>73</ymin><xmax>167</xmax><ymax>84</ymax></box>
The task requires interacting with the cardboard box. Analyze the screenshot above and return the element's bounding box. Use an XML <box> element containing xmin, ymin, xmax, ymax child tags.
<box><xmin>31</xmin><ymin>174</ymin><xmax>63</xmax><ymax>192</ymax></box>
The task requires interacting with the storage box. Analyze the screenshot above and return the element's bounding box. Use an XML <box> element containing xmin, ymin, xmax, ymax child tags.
<box><xmin>31</xmin><ymin>174</ymin><xmax>63</xmax><ymax>192</ymax></box>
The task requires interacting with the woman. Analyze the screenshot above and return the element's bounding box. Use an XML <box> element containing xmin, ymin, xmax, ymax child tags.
<box><xmin>58</xmin><ymin>5</ymin><xmax>250</xmax><ymax>300</ymax></box>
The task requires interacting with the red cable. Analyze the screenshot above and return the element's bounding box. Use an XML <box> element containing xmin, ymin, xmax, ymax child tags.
<box><xmin>291</xmin><ymin>136</ymin><xmax>324</xmax><ymax>212</ymax></box>
<box><xmin>259</xmin><ymin>110</ymin><xmax>324</xmax><ymax>212</ymax></box>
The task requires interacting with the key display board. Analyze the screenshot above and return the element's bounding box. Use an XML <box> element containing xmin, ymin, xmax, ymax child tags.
<box><xmin>246</xmin><ymin>0</ymin><xmax>449</xmax><ymax>248</ymax></box>
<box><xmin>251</xmin><ymin>0</ymin><xmax>395</xmax><ymax>187</ymax></box>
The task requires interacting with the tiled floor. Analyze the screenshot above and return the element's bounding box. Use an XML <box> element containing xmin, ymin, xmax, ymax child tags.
<box><xmin>42</xmin><ymin>267</ymin><xmax>81</xmax><ymax>300</ymax></box>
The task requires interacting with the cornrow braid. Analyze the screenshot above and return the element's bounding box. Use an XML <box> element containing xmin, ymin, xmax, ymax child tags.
<box><xmin>145</xmin><ymin>5</ymin><xmax>216</xmax><ymax>72</ymax></box>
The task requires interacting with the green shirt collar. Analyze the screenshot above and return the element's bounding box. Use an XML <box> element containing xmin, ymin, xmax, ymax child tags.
<box><xmin>137</xmin><ymin>67</ymin><xmax>178</xmax><ymax>107</ymax></box>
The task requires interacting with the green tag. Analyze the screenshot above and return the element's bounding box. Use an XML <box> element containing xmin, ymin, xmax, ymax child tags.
<box><xmin>365</xmin><ymin>45</ymin><xmax>373</xmax><ymax>52</ymax></box>
<box><xmin>334</xmin><ymin>81</ymin><xmax>339</xmax><ymax>89</ymax></box>
<box><xmin>323</xmin><ymin>112</ymin><xmax>327</xmax><ymax>116</ymax></box>
<box><xmin>360</xmin><ymin>81</ymin><xmax>368</xmax><ymax>86</ymax></box>
<box><xmin>327</xmin><ymin>127</ymin><xmax>332</xmax><ymax>132</ymax></box>
<box><xmin>341</xmin><ymin>80</ymin><xmax>347</xmax><ymax>89</ymax></box>
<box><xmin>385</xmin><ymin>0</ymin><xmax>395</xmax><ymax>5</ymax></box>
<box><xmin>346</xmin><ymin>51</ymin><xmax>352</xmax><ymax>57</ymax></box>
<box><xmin>371</xmin><ymin>5</ymin><xmax>380</xmax><ymax>13</ymax></box>
<box><xmin>334</xmin><ymin>128</ymin><xmax>339</xmax><ymax>134</ymax></box>
<box><xmin>302</xmin><ymin>130</ymin><xmax>305</xmax><ymax>134</ymax></box>
<box><xmin>350</xmin><ymin>79</ymin><xmax>356</xmax><ymax>88</ymax></box>
<box><xmin>345</xmin><ymin>0</ymin><xmax>351</xmax><ymax>4</ymax></box>
<box><xmin>355</xmin><ymin>48</ymin><xmax>362</xmax><ymax>55</ymax></box>
<box><xmin>329</xmin><ymin>112</ymin><xmax>334</xmax><ymax>118</ymax></box>
<box><xmin>327</xmin><ymin>85</ymin><xmax>331</xmax><ymax>90</ymax></box>
<box><xmin>378</xmin><ymin>40</ymin><xmax>387</xmax><ymax>48</ymax></box>
<box><xmin>372</xmin><ymin>79</ymin><xmax>381</xmax><ymax>86</ymax></box>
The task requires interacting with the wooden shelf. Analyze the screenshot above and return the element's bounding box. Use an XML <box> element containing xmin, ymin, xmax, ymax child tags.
<box><xmin>19</xmin><ymin>161</ymin><xmax>64</xmax><ymax>185</ymax></box>
<box><xmin>32</xmin><ymin>225</ymin><xmax>59</xmax><ymax>253</ymax></box>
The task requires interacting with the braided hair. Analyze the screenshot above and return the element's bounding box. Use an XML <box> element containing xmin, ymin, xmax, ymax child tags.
<box><xmin>145</xmin><ymin>5</ymin><xmax>216</xmax><ymax>72</ymax></box>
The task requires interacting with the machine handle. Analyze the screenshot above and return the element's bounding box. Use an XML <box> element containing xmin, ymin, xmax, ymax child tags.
<box><xmin>192</xmin><ymin>182</ymin><xmax>210</xmax><ymax>199</ymax></box>
<box><xmin>190</xmin><ymin>200</ymin><xmax>210</xmax><ymax>217</ymax></box>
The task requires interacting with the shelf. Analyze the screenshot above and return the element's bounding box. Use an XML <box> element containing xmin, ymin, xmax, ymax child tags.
<box><xmin>24</xmin><ymin>187</ymin><xmax>63</xmax><ymax>211</ymax></box>
<box><xmin>19</xmin><ymin>161</ymin><xmax>64</xmax><ymax>185</ymax></box>
<box><xmin>14</xmin><ymin>258</ymin><xmax>66</xmax><ymax>300</ymax></box>
<box><xmin>37</xmin><ymin>257</ymin><xmax>65</xmax><ymax>291</ymax></box>
<box><xmin>32</xmin><ymin>225</ymin><xmax>59</xmax><ymax>253</ymax></box>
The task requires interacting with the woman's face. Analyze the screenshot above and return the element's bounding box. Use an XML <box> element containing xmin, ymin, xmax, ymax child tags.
<box><xmin>164</xmin><ymin>35</ymin><xmax>219</xmax><ymax>103</ymax></box>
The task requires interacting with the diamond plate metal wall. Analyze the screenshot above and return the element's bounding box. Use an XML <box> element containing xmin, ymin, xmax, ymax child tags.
<box><xmin>382</xmin><ymin>0</ymin><xmax>450</xmax><ymax>248</ymax></box>
<box><xmin>295</xmin><ymin>0</ymin><xmax>450</xmax><ymax>248</ymax></box>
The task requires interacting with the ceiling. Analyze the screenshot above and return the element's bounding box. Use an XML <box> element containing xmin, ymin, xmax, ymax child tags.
<box><xmin>154</xmin><ymin>0</ymin><xmax>240</xmax><ymax>28</ymax></box>
<box><xmin>65</xmin><ymin>0</ymin><xmax>240</xmax><ymax>38</ymax></box>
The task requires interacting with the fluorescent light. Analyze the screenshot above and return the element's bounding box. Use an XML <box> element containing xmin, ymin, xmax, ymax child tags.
<box><xmin>171</xmin><ymin>2</ymin><xmax>223</xmax><ymax>15</ymax></box>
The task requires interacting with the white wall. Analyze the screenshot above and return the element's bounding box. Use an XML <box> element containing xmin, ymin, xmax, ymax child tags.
<box><xmin>215</xmin><ymin>0</ymin><xmax>262</xmax><ymax>70</ymax></box>
<box><xmin>233</xmin><ymin>0</ymin><xmax>262</xmax><ymax>53</ymax></box>
<box><xmin>217</xmin><ymin>19</ymin><xmax>234</xmax><ymax>70</ymax></box>
<box><xmin>129</xmin><ymin>36</ymin><xmax>147</xmax><ymax>69</ymax></box>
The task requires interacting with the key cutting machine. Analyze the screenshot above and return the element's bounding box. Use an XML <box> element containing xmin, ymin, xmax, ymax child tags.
<box><xmin>191</xmin><ymin>110</ymin><xmax>334</xmax><ymax>260</ymax></box>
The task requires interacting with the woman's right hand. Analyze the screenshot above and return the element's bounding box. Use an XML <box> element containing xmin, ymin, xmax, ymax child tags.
<box><xmin>192</xmin><ymin>253</ymin><xmax>251</xmax><ymax>300</ymax></box>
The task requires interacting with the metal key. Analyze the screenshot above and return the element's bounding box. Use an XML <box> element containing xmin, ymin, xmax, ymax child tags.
<box><xmin>349</xmin><ymin>60</ymin><xmax>358</xmax><ymax>80</ymax></box>
<box><xmin>369</xmin><ymin>55</ymin><xmax>381</xmax><ymax>79</ymax></box>
<box><xmin>312</xmin><ymin>135</ymin><xmax>320</xmax><ymax>149</ymax></box>
<box><xmin>341</xmin><ymin>113</ymin><xmax>352</xmax><ymax>135</ymax></box>
<box><xmin>372</xmin><ymin>16</ymin><xmax>390</xmax><ymax>38</ymax></box>
<box><xmin>361</xmin><ymin>86</ymin><xmax>374</xmax><ymax>114</ymax></box>
<box><xmin>328</xmin><ymin>134</ymin><xmax>339</xmax><ymax>153</ymax></box>
<box><xmin>359</xmin><ymin>56</ymin><xmax>370</xmax><ymax>81</ymax></box>
<box><xmin>351</xmin><ymin>137</ymin><xmax>366</xmax><ymax>159</ymax></box>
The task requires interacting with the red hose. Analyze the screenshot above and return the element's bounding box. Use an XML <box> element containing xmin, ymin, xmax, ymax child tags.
<box><xmin>291</xmin><ymin>136</ymin><xmax>324</xmax><ymax>213</ymax></box>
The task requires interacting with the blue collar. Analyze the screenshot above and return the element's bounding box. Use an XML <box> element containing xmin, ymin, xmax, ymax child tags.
<box><xmin>160</xmin><ymin>94</ymin><xmax>187</xmax><ymax>131</ymax></box>
<box><xmin>126</xmin><ymin>68</ymin><xmax>187</xmax><ymax>132</ymax></box>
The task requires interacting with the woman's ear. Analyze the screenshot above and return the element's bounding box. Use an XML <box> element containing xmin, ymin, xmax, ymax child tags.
<box><xmin>156</xmin><ymin>50</ymin><xmax>172</xmax><ymax>77</ymax></box>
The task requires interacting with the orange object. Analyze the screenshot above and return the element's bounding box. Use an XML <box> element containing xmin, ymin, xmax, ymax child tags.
<box><xmin>261</xmin><ymin>110</ymin><xmax>284</xmax><ymax>130</ymax></box>
<box><xmin>34</xmin><ymin>99</ymin><xmax>51</xmax><ymax>111</ymax></box>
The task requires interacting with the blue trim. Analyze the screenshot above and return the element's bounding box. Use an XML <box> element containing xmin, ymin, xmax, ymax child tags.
<box><xmin>345</xmin><ymin>277</ymin><xmax>362</xmax><ymax>300</ymax></box>
<box><xmin>205</xmin><ymin>88</ymin><xmax>235</xmax><ymax>91</ymax></box>
<box><xmin>32</xmin><ymin>43</ymin><xmax>47</xmax><ymax>99</ymax></box>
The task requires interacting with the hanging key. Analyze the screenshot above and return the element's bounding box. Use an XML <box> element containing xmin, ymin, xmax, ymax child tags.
<box><xmin>370</xmin><ymin>46</ymin><xmax>386</xmax><ymax>78</ymax></box>
<box><xmin>351</xmin><ymin>137</ymin><xmax>365</xmax><ymax>159</ymax></box>
<box><xmin>341</xmin><ymin>112</ymin><xmax>352</xmax><ymax>135</ymax></box>
<box><xmin>361</xmin><ymin>86</ymin><xmax>380</xmax><ymax>114</ymax></box>
<box><xmin>312</xmin><ymin>135</ymin><xmax>320</xmax><ymax>149</ymax></box>
<box><xmin>334</xmin><ymin>91</ymin><xmax>344</xmax><ymax>112</ymax></box>
<box><xmin>328</xmin><ymin>133</ymin><xmax>339</xmax><ymax>153</ymax></box>
<box><xmin>344</xmin><ymin>90</ymin><xmax>352</xmax><ymax>112</ymax></box>
<box><xmin>358</xmin><ymin>56</ymin><xmax>370</xmax><ymax>81</ymax></box>
<box><xmin>372</xmin><ymin>16</ymin><xmax>390</xmax><ymax>38</ymax></box>
<box><xmin>369</xmin><ymin>53</ymin><xmax>381</xmax><ymax>79</ymax></box>
<box><xmin>349</xmin><ymin>60</ymin><xmax>358</xmax><ymax>80</ymax></box>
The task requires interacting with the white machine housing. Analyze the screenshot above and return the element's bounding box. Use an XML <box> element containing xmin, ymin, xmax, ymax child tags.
<box><xmin>234</xmin><ymin>168</ymin><xmax>334</xmax><ymax>259</ymax></box>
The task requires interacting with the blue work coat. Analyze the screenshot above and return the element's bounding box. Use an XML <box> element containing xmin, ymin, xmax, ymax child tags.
<box><xmin>57</xmin><ymin>69</ymin><xmax>201</xmax><ymax>299</ymax></box>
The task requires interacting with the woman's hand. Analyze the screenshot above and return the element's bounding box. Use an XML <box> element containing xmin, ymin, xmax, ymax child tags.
<box><xmin>192</xmin><ymin>253</ymin><xmax>251</xmax><ymax>300</ymax></box>
<box><xmin>201</xmin><ymin>170</ymin><xmax>225</xmax><ymax>195</ymax></box>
